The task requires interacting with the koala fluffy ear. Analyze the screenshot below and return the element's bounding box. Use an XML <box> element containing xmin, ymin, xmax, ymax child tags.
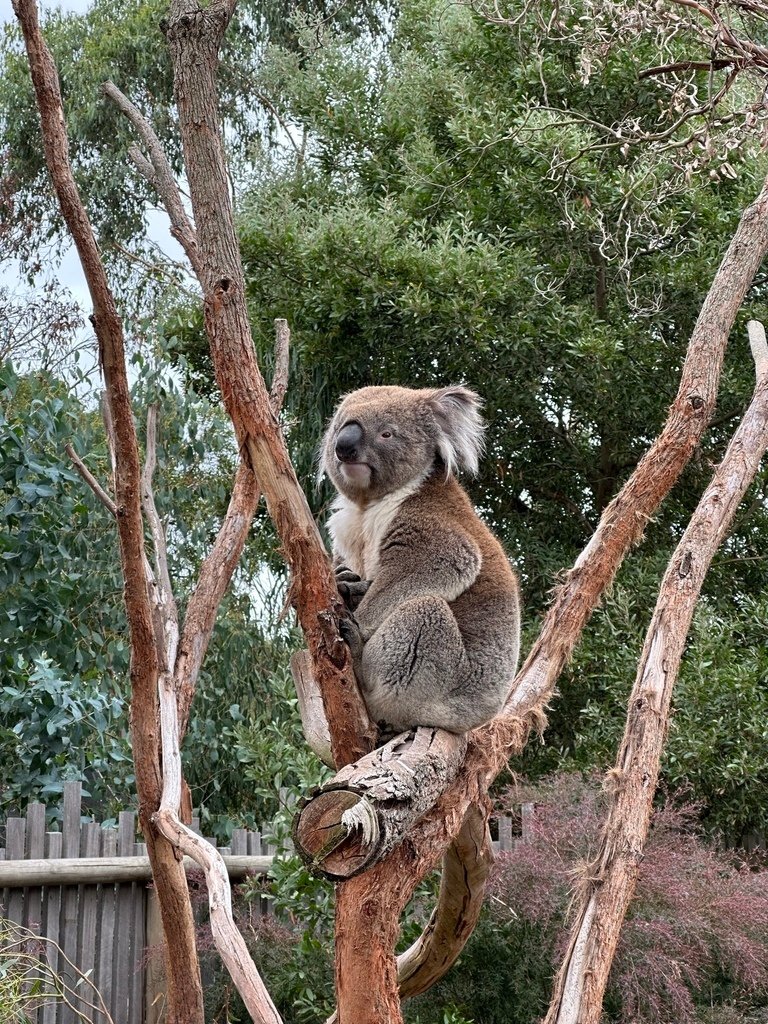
<box><xmin>429</xmin><ymin>385</ymin><xmax>486</xmax><ymax>476</ymax></box>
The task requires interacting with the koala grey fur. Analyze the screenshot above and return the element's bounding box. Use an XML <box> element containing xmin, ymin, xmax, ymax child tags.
<box><xmin>320</xmin><ymin>384</ymin><xmax>521</xmax><ymax>735</ymax></box>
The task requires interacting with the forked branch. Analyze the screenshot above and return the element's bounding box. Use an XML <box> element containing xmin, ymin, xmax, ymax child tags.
<box><xmin>330</xmin><ymin>171</ymin><xmax>768</xmax><ymax>1022</ymax></box>
<box><xmin>544</xmin><ymin>320</ymin><xmax>768</xmax><ymax>1024</ymax></box>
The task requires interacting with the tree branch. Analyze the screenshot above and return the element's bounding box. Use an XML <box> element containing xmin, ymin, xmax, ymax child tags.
<box><xmin>141</xmin><ymin>404</ymin><xmax>178</xmax><ymax>630</ymax></box>
<box><xmin>102</xmin><ymin>80</ymin><xmax>202</xmax><ymax>278</ymax></box>
<box><xmin>544</xmin><ymin>321</ymin><xmax>768</xmax><ymax>1024</ymax></box>
<box><xmin>64</xmin><ymin>442</ymin><xmax>117</xmax><ymax>517</ymax></box>
<box><xmin>11</xmin><ymin>2</ymin><xmax>205</xmax><ymax>1021</ymax></box>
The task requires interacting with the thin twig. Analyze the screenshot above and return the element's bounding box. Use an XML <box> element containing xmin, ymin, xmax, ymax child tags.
<box><xmin>65</xmin><ymin>442</ymin><xmax>117</xmax><ymax>516</ymax></box>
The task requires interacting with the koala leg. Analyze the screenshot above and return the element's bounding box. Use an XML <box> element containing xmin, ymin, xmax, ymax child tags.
<box><xmin>359</xmin><ymin>595</ymin><xmax>493</xmax><ymax>734</ymax></box>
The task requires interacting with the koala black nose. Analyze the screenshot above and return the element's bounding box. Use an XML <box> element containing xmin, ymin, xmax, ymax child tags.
<box><xmin>336</xmin><ymin>422</ymin><xmax>364</xmax><ymax>462</ymax></box>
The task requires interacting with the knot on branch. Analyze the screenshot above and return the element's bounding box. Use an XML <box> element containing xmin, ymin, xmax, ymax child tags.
<box><xmin>689</xmin><ymin>394</ymin><xmax>705</xmax><ymax>411</ymax></box>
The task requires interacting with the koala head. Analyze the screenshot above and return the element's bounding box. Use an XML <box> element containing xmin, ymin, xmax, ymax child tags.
<box><xmin>320</xmin><ymin>384</ymin><xmax>485</xmax><ymax>502</ymax></box>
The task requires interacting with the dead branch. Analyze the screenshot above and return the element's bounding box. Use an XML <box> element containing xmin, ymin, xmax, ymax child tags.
<box><xmin>271</xmin><ymin>317</ymin><xmax>290</xmax><ymax>416</ymax></box>
<box><xmin>141</xmin><ymin>404</ymin><xmax>178</xmax><ymax>630</ymax></box>
<box><xmin>64</xmin><ymin>442</ymin><xmax>117</xmax><ymax>516</ymax></box>
<box><xmin>639</xmin><ymin>57</ymin><xmax>743</xmax><ymax>78</ymax></box>
<box><xmin>290</xmin><ymin>649</ymin><xmax>334</xmax><ymax>766</ymax></box>
<box><xmin>544</xmin><ymin>320</ymin><xmax>768</xmax><ymax>1024</ymax></box>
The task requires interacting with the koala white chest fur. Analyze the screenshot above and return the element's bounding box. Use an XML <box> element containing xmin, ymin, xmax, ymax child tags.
<box><xmin>321</xmin><ymin>384</ymin><xmax>521</xmax><ymax>736</ymax></box>
<box><xmin>327</xmin><ymin>472</ymin><xmax>429</xmax><ymax>580</ymax></box>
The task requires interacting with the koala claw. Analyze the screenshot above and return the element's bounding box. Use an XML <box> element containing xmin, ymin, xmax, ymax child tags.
<box><xmin>338</xmin><ymin>614</ymin><xmax>364</xmax><ymax>660</ymax></box>
<box><xmin>335</xmin><ymin>564</ymin><xmax>371</xmax><ymax>611</ymax></box>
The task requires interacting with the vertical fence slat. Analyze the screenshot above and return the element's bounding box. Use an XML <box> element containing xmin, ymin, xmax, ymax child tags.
<box><xmin>6</xmin><ymin>818</ymin><xmax>26</xmax><ymax>925</ymax></box>
<box><xmin>41</xmin><ymin>830</ymin><xmax>63</xmax><ymax>1024</ymax></box>
<box><xmin>144</xmin><ymin>887</ymin><xmax>165</xmax><ymax>1024</ymax></box>
<box><xmin>130</xmin><ymin>833</ymin><xmax>145</xmax><ymax>1024</ymax></box>
<box><xmin>58</xmin><ymin>783</ymin><xmax>82</xmax><ymax>1024</ymax></box>
<box><xmin>231</xmin><ymin>829</ymin><xmax>247</xmax><ymax>855</ymax></box>
<box><xmin>23</xmin><ymin>802</ymin><xmax>47</xmax><ymax>1024</ymax></box>
<box><xmin>75</xmin><ymin>822</ymin><xmax>101</xmax><ymax>1024</ymax></box>
<box><xmin>96</xmin><ymin>828</ymin><xmax>117</xmax><ymax>1018</ymax></box>
<box><xmin>113</xmin><ymin>811</ymin><xmax>135</xmax><ymax>1024</ymax></box>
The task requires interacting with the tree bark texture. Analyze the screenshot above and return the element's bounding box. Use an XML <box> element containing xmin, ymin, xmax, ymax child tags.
<box><xmin>544</xmin><ymin>321</ymin><xmax>768</xmax><ymax>1024</ymax></box>
<box><xmin>330</xmin><ymin>172</ymin><xmax>768</xmax><ymax>1023</ymax></box>
<box><xmin>10</xmin><ymin>4</ymin><xmax>205</xmax><ymax>1021</ymax></box>
<box><xmin>163</xmin><ymin>0</ymin><xmax>376</xmax><ymax>770</ymax></box>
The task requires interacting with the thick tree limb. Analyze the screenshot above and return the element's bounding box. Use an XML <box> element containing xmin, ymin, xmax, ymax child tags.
<box><xmin>294</xmin><ymin>729</ymin><xmax>467</xmax><ymax>879</ymax></box>
<box><xmin>10</xmin><ymin>3</ymin><xmax>204</xmax><ymax>1022</ymax></box>
<box><xmin>163</xmin><ymin>0</ymin><xmax>376</xmax><ymax>767</ymax></box>
<box><xmin>330</xmin><ymin>171</ymin><xmax>768</xmax><ymax>1022</ymax></box>
<box><xmin>544</xmin><ymin>321</ymin><xmax>768</xmax><ymax>1024</ymax></box>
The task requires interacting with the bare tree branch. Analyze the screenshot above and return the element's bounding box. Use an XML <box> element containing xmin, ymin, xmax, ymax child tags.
<box><xmin>64</xmin><ymin>443</ymin><xmax>117</xmax><ymax>517</ymax></box>
<box><xmin>141</xmin><ymin>404</ymin><xmax>178</xmax><ymax>628</ymax></box>
<box><xmin>102</xmin><ymin>80</ymin><xmax>202</xmax><ymax>278</ymax></box>
<box><xmin>271</xmin><ymin>317</ymin><xmax>290</xmax><ymax>416</ymax></box>
<box><xmin>544</xmin><ymin>321</ymin><xmax>768</xmax><ymax>1024</ymax></box>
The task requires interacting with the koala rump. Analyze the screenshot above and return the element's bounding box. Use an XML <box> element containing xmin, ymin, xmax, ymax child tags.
<box><xmin>320</xmin><ymin>385</ymin><xmax>521</xmax><ymax>735</ymax></box>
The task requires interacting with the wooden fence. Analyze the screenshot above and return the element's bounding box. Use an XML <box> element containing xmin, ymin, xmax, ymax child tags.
<box><xmin>0</xmin><ymin>782</ymin><xmax>531</xmax><ymax>1024</ymax></box>
<box><xmin>0</xmin><ymin>782</ymin><xmax>278</xmax><ymax>1024</ymax></box>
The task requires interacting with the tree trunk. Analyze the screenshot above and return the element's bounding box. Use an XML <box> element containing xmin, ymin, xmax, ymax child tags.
<box><xmin>11</xmin><ymin>4</ymin><xmax>206</xmax><ymax>1021</ymax></box>
<box><xmin>163</xmin><ymin>0</ymin><xmax>375</xmax><ymax>773</ymax></box>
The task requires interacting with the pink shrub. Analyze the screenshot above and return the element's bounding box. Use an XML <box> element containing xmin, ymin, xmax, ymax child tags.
<box><xmin>489</xmin><ymin>775</ymin><xmax>768</xmax><ymax>1023</ymax></box>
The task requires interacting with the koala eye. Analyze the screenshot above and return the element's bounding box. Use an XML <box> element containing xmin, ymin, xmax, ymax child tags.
<box><xmin>380</xmin><ymin>430</ymin><xmax>393</xmax><ymax>439</ymax></box>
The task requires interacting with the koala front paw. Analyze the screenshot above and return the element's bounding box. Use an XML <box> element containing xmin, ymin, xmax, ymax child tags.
<box><xmin>335</xmin><ymin>564</ymin><xmax>371</xmax><ymax>612</ymax></box>
<box><xmin>338</xmin><ymin>614</ymin><xmax>365</xmax><ymax>661</ymax></box>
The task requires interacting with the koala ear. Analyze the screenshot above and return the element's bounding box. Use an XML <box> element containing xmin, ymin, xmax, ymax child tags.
<box><xmin>429</xmin><ymin>385</ymin><xmax>486</xmax><ymax>476</ymax></box>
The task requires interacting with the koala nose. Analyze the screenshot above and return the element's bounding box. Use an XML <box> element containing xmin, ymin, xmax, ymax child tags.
<box><xmin>336</xmin><ymin>422</ymin><xmax>364</xmax><ymax>462</ymax></box>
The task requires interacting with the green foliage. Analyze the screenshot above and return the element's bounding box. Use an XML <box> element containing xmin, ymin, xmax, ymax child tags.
<box><xmin>551</xmin><ymin>563</ymin><xmax>768</xmax><ymax>838</ymax></box>
<box><xmin>404</xmin><ymin>917</ymin><xmax>552</xmax><ymax>1024</ymax></box>
<box><xmin>0</xmin><ymin>655</ymin><xmax>131</xmax><ymax>815</ymax></box>
<box><xmin>0</xmin><ymin>363</ymin><xmax>133</xmax><ymax>816</ymax></box>
<box><xmin>217</xmin><ymin>0</ymin><xmax>768</xmax><ymax>609</ymax></box>
<box><xmin>0</xmin><ymin>0</ymin><xmax>393</xmax><ymax>275</ymax></box>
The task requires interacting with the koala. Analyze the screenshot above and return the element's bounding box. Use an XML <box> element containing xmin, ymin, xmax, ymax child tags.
<box><xmin>319</xmin><ymin>384</ymin><xmax>521</xmax><ymax>735</ymax></box>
